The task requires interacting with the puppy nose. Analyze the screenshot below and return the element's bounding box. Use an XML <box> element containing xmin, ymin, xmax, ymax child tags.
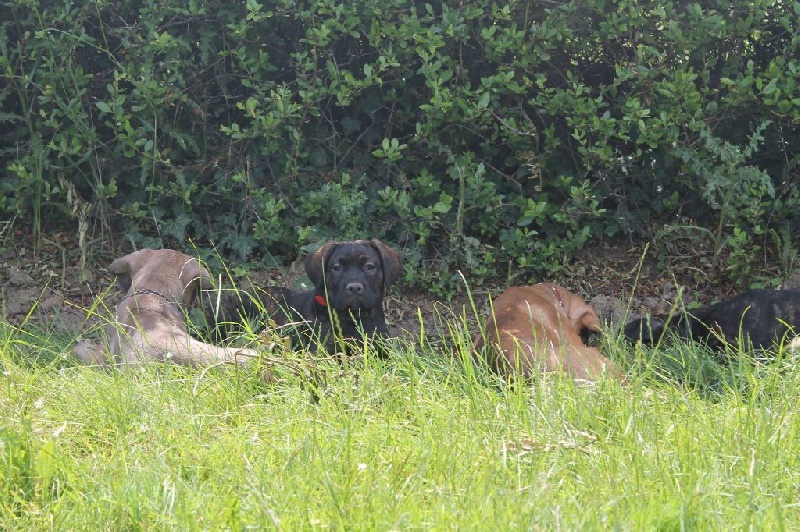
<box><xmin>346</xmin><ymin>282</ymin><xmax>364</xmax><ymax>295</ymax></box>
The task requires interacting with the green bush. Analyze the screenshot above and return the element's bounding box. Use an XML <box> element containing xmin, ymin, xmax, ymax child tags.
<box><xmin>1</xmin><ymin>0</ymin><xmax>798</xmax><ymax>292</ymax></box>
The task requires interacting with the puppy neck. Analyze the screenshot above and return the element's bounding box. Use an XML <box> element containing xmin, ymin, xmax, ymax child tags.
<box><xmin>537</xmin><ymin>283</ymin><xmax>564</xmax><ymax>307</ymax></box>
<box><xmin>121</xmin><ymin>288</ymin><xmax>177</xmax><ymax>306</ymax></box>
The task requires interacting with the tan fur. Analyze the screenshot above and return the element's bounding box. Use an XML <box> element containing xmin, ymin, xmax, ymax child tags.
<box><xmin>73</xmin><ymin>248</ymin><xmax>259</xmax><ymax>368</ymax></box>
<box><xmin>473</xmin><ymin>283</ymin><xmax>623</xmax><ymax>382</ymax></box>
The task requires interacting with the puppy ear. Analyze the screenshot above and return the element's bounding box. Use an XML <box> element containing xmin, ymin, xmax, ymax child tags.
<box><xmin>108</xmin><ymin>250</ymin><xmax>148</xmax><ymax>292</ymax></box>
<box><xmin>578</xmin><ymin>307</ymin><xmax>602</xmax><ymax>332</ymax></box>
<box><xmin>179</xmin><ymin>257</ymin><xmax>213</xmax><ymax>305</ymax></box>
<box><xmin>369</xmin><ymin>239</ymin><xmax>403</xmax><ymax>287</ymax></box>
<box><xmin>305</xmin><ymin>242</ymin><xmax>336</xmax><ymax>288</ymax></box>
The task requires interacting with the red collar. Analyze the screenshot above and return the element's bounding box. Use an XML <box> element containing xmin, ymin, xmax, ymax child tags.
<box><xmin>314</xmin><ymin>294</ymin><xmax>328</xmax><ymax>307</ymax></box>
<box><xmin>537</xmin><ymin>283</ymin><xmax>563</xmax><ymax>308</ymax></box>
<box><xmin>548</xmin><ymin>285</ymin><xmax>564</xmax><ymax>307</ymax></box>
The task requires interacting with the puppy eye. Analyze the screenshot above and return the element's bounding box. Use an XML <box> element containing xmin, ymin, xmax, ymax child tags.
<box><xmin>363</xmin><ymin>263</ymin><xmax>377</xmax><ymax>272</ymax></box>
<box><xmin>332</xmin><ymin>263</ymin><xmax>344</xmax><ymax>272</ymax></box>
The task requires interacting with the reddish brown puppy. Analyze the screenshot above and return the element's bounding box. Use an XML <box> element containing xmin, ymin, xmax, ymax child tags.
<box><xmin>473</xmin><ymin>283</ymin><xmax>623</xmax><ymax>382</ymax></box>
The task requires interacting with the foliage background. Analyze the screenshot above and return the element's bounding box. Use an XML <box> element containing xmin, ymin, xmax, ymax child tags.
<box><xmin>2</xmin><ymin>0</ymin><xmax>798</xmax><ymax>294</ymax></box>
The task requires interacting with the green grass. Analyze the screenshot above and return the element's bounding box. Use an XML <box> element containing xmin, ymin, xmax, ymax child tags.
<box><xmin>2</xmin><ymin>315</ymin><xmax>800</xmax><ymax>530</ymax></box>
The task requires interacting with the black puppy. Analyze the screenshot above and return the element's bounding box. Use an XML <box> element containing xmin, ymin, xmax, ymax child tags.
<box><xmin>206</xmin><ymin>239</ymin><xmax>403</xmax><ymax>355</ymax></box>
<box><xmin>624</xmin><ymin>288</ymin><xmax>800</xmax><ymax>351</ymax></box>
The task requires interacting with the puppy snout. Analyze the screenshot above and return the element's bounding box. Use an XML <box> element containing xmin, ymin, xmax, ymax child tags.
<box><xmin>346</xmin><ymin>282</ymin><xmax>364</xmax><ymax>295</ymax></box>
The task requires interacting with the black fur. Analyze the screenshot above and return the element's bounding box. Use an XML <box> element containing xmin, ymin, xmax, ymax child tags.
<box><xmin>206</xmin><ymin>239</ymin><xmax>403</xmax><ymax>355</ymax></box>
<box><xmin>624</xmin><ymin>289</ymin><xmax>800</xmax><ymax>351</ymax></box>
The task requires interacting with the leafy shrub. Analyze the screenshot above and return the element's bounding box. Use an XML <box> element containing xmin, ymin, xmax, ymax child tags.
<box><xmin>1</xmin><ymin>0</ymin><xmax>798</xmax><ymax>293</ymax></box>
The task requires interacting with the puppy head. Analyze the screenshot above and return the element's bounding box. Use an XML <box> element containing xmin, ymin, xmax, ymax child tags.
<box><xmin>305</xmin><ymin>239</ymin><xmax>403</xmax><ymax>289</ymax></box>
<box><xmin>109</xmin><ymin>248</ymin><xmax>212</xmax><ymax>305</ymax></box>
<box><xmin>623</xmin><ymin>316</ymin><xmax>666</xmax><ymax>345</ymax></box>
<box><xmin>304</xmin><ymin>239</ymin><xmax>403</xmax><ymax>311</ymax></box>
<box><xmin>109</xmin><ymin>249</ymin><xmax>154</xmax><ymax>293</ymax></box>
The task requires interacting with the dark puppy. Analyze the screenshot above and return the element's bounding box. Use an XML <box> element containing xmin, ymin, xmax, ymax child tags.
<box><xmin>624</xmin><ymin>288</ymin><xmax>800</xmax><ymax>351</ymax></box>
<box><xmin>207</xmin><ymin>239</ymin><xmax>403</xmax><ymax>355</ymax></box>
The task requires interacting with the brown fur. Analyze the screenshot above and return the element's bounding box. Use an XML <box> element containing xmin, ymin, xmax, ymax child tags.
<box><xmin>73</xmin><ymin>248</ymin><xmax>259</xmax><ymax>367</ymax></box>
<box><xmin>473</xmin><ymin>283</ymin><xmax>623</xmax><ymax>382</ymax></box>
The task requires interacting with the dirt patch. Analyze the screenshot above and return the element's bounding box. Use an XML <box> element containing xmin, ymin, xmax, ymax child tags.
<box><xmin>1</xmin><ymin>241</ymin><xmax>107</xmax><ymax>336</ymax></box>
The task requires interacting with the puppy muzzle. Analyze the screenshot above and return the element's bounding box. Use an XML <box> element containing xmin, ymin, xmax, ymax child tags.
<box><xmin>332</xmin><ymin>289</ymin><xmax>380</xmax><ymax>311</ymax></box>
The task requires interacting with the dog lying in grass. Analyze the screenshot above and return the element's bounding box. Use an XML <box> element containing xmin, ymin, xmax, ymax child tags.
<box><xmin>473</xmin><ymin>283</ymin><xmax>624</xmax><ymax>382</ymax></box>
<box><xmin>73</xmin><ymin>248</ymin><xmax>260</xmax><ymax>368</ymax></box>
<box><xmin>204</xmin><ymin>239</ymin><xmax>403</xmax><ymax>356</ymax></box>
<box><xmin>624</xmin><ymin>288</ymin><xmax>800</xmax><ymax>352</ymax></box>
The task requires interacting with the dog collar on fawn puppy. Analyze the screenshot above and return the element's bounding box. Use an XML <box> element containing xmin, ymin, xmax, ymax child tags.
<box><xmin>314</xmin><ymin>295</ymin><xmax>328</xmax><ymax>307</ymax></box>
<box><xmin>121</xmin><ymin>289</ymin><xmax>175</xmax><ymax>305</ymax></box>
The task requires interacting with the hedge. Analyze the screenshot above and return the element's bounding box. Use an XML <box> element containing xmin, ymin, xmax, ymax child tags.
<box><xmin>2</xmin><ymin>0</ymin><xmax>798</xmax><ymax>294</ymax></box>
